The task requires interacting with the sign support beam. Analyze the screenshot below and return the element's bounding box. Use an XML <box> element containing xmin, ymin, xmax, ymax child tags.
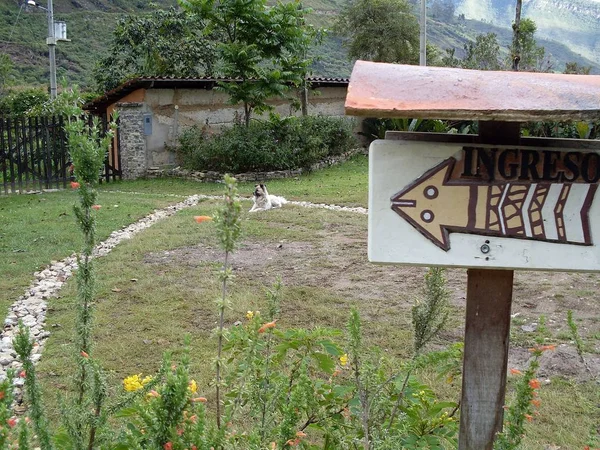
<box><xmin>458</xmin><ymin>121</ymin><xmax>520</xmax><ymax>449</ymax></box>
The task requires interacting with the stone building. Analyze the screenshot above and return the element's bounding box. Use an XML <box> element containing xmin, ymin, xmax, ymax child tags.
<box><xmin>85</xmin><ymin>76</ymin><xmax>351</xmax><ymax>179</ymax></box>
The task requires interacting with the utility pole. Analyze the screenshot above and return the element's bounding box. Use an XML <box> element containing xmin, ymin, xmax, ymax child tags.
<box><xmin>47</xmin><ymin>0</ymin><xmax>57</xmax><ymax>99</ymax></box>
<box><xmin>419</xmin><ymin>0</ymin><xmax>426</xmax><ymax>66</ymax></box>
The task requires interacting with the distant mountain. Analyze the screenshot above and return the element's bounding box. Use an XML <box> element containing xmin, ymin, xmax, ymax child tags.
<box><xmin>0</xmin><ymin>0</ymin><xmax>598</xmax><ymax>91</ymax></box>
<box><xmin>455</xmin><ymin>0</ymin><xmax>600</xmax><ymax>64</ymax></box>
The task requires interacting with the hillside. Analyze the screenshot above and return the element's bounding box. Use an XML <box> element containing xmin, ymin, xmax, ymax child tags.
<box><xmin>455</xmin><ymin>0</ymin><xmax>600</xmax><ymax>64</ymax></box>
<box><xmin>0</xmin><ymin>0</ymin><xmax>598</xmax><ymax>92</ymax></box>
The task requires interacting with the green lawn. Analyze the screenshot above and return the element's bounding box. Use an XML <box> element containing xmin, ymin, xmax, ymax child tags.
<box><xmin>2</xmin><ymin>155</ymin><xmax>599</xmax><ymax>449</ymax></box>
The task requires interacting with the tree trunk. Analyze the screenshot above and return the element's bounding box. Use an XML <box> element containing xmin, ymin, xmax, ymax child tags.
<box><xmin>512</xmin><ymin>0</ymin><xmax>522</xmax><ymax>71</ymax></box>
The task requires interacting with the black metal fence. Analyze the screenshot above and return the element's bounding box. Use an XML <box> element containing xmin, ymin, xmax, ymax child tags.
<box><xmin>0</xmin><ymin>115</ymin><xmax>121</xmax><ymax>195</ymax></box>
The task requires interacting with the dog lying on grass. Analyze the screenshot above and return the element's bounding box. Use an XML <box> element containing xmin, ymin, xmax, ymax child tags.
<box><xmin>249</xmin><ymin>183</ymin><xmax>288</xmax><ymax>212</ymax></box>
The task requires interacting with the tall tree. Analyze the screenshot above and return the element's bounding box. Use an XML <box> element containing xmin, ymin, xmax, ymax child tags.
<box><xmin>181</xmin><ymin>0</ymin><xmax>317</xmax><ymax>127</ymax></box>
<box><xmin>462</xmin><ymin>33</ymin><xmax>501</xmax><ymax>71</ymax></box>
<box><xmin>334</xmin><ymin>0</ymin><xmax>420</xmax><ymax>64</ymax></box>
<box><xmin>94</xmin><ymin>8</ymin><xmax>217</xmax><ymax>93</ymax></box>
<box><xmin>512</xmin><ymin>18</ymin><xmax>549</xmax><ymax>72</ymax></box>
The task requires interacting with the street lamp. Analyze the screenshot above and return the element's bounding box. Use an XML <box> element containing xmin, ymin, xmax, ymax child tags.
<box><xmin>26</xmin><ymin>0</ymin><xmax>69</xmax><ymax>99</ymax></box>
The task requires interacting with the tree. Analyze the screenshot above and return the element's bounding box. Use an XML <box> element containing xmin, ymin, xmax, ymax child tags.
<box><xmin>564</xmin><ymin>62</ymin><xmax>592</xmax><ymax>75</ymax></box>
<box><xmin>462</xmin><ymin>33</ymin><xmax>501</xmax><ymax>70</ymax></box>
<box><xmin>181</xmin><ymin>0</ymin><xmax>317</xmax><ymax>127</ymax></box>
<box><xmin>334</xmin><ymin>0</ymin><xmax>420</xmax><ymax>64</ymax></box>
<box><xmin>94</xmin><ymin>7</ymin><xmax>217</xmax><ymax>93</ymax></box>
<box><xmin>511</xmin><ymin>18</ymin><xmax>548</xmax><ymax>72</ymax></box>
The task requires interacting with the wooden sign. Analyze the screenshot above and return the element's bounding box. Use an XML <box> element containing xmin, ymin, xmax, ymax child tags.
<box><xmin>369</xmin><ymin>138</ymin><xmax>600</xmax><ymax>272</ymax></box>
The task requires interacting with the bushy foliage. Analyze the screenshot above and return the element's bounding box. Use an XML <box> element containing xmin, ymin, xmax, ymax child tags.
<box><xmin>181</xmin><ymin>0</ymin><xmax>320</xmax><ymax>126</ymax></box>
<box><xmin>334</xmin><ymin>0</ymin><xmax>419</xmax><ymax>64</ymax></box>
<box><xmin>0</xmin><ymin>88</ymin><xmax>48</xmax><ymax>116</ymax></box>
<box><xmin>177</xmin><ymin>115</ymin><xmax>358</xmax><ymax>173</ymax></box>
<box><xmin>94</xmin><ymin>7</ymin><xmax>217</xmax><ymax>92</ymax></box>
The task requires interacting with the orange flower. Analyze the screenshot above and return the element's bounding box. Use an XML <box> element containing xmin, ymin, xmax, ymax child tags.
<box><xmin>529</xmin><ymin>379</ymin><xmax>541</xmax><ymax>389</ymax></box>
<box><xmin>191</xmin><ymin>397</ymin><xmax>208</xmax><ymax>403</ymax></box>
<box><xmin>524</xmin><ymin>414</ymin><xmax>533</xmax><ymax>422</ymax></box>
<box><xmin>191</xmin><ymin>446</ymin><xmax>197</xmax><ymax>450</ymax></box>
<box><xmin>258</xmin><ymin>320</ymin><xmax>277</xmax><ymax>333</ymax></box>
<box><xmin>510</xmin><ymin>368</ymin><xmax>522</xmax><ymax>375</ymax></box>
<box><xmin>285</xmin><ymin>438</ymin><xmax>300</xmax><ymax>446</ymax></box>
<box><xmin>147</xmin><ymin>390</ymin><xmax>160</xmax><ymax>398</ymax></box>
<box><xmin>7</xmin><ymin>417</ymin><xmax>16</xmax><ymax>428</ymax></box>
<box><xmin>0</xmin><ymin>391</ymin><xmax>4</xmax><ymax>400</ymax></box>
<box><xmin>163</xmin><ymin>443</ymin><xmax>172</xmax><ymax>450</ymax></box>
<box><xmin>91</xmin><ymin>205</ymin><xmax>101</xmax><ymax>211</ymax></box>
<box><xmin>332</xmin><ymin>369</ymin><xmax>341</xmax><ymax>377</ymax></box>
<box><xmin>189</xmin><ymin>414</ymin><xmax>198</xmax><ymax>424</ymax></box>
<box><xmin>529</xmin><ymin>344</ymin><xmax>556</xmax><ymax>353</ymax></box>
<box><xmin>531</xmin><ymin>399</ymin><xmax>541</xmax><ymax>407</ymax></box>
<box><xmin>81</xmin><ymin>351</ymin><xmax>89</xmax><ymax>358</ymax></box>
<box><xmin>194</xmin><ymin>215</ymin><xmax>213</xmax><ymax>223</ymax></box>
<box><xmin>70</xmin><ymin>181</ymin><xmax>80</xmax><ymax>189</ymax></box>
<box><xmin>177</xmin><ymin>427</ymin><xmax>184</xmax><ymax>436</ymax></box>
<box><xmin>19</xmin><ymin>371</ymin><xmax>26</xmax><ymax>378</ymax></box>
<box><xmin>296</xmin><ymin>431</ymin><xmax>307</xmax><ymax>438</ymax></box>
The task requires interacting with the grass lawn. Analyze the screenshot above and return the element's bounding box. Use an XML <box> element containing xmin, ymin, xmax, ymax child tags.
<box><xmin>2</xmin><ymin>155</ymin><xmax>600</xmax><ymax>448</ymax></box>
<box><xmin>99</xmin><ymin>153</ymin><xmax>369</xmax><ymax>207</ymax></box>
<box><xmin>0</xmin><ymin>154</ymin><xmax>368</xmax><ymax>320</ymax></box>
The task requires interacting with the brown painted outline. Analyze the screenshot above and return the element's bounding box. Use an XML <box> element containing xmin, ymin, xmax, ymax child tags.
<box><xmin>528</xmin><ymin>184</ymin><xmax>549</xmax><ymax>240</ymax></box>
<box><xmin>390</xmin><ymin>157</ymin><xmax>598</xmax><ymax>252</ymax></box>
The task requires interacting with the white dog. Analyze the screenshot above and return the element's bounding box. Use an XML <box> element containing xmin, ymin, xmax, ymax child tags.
<box><xmin>249</xmin><ymin>183</ymin><xmax>288</xmax><ymax>212</ymax></box>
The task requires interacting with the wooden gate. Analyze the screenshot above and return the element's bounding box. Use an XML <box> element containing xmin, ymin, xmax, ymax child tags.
<box><xmin>0</xmin><ymin>115</ymin><xmax>121</xmax><ymax>194</ymax></box>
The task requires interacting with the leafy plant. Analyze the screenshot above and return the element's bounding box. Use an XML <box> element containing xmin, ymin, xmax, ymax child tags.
<box><xmin>181</xmin><ymin>0</ymin><xmax>319</xmax><ymax>127</ymax></box>
<box><xmin>94</xmin><ymin>7</ymin><xmax>217</xmax><ymax>92</ymax></box>
<box><xmin>177</xmin><ymin>115</ymin><xmax>358</xmax><ymax>173</ymax></box>
<box><xmin>334</xmin><ymin>0</ymin><xmax>419</xmax><ymax>64</ymax></box>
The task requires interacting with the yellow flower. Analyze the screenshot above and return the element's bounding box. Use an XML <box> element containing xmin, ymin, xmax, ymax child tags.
<box><xmin>246</xmin><ymin>311</ymin><xmax>254</xmax><ymax>320</ymax></box>
<box><xmin>123</xmin><ymin>374</ymin><xmax>152</xmax><ymax>392</ymax></box>
<box><xmin>339</xmin><ymin>354</ymin><xmax>348</xmax><ymax>366</ymax></box>
<box><xmin>188</xmin><ymin>379</ymin><xmax>198</xmax><ymax>394</ymax></box>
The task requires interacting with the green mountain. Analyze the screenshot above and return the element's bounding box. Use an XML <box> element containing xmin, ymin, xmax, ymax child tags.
<box><xmin>0</xmin><ymin>0</ymin><xmax>597</xmax><ymax>93</ymax></box>
<box><xmin>455</xmin><ymin>0</ymin><xmax>600</xmax><ymax>65</ymax></box>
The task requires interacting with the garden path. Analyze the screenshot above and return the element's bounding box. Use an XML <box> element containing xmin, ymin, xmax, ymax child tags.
<box><xmin>0</xmin><ymin>193</ymin><xmax>367</xmax><ymax>397</ymax></box>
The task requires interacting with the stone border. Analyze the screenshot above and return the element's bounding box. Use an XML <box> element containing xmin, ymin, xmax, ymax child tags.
<box><xmin>146</xmin><ymin>147</ymin><xmax>368</xmax><ymax>182</ymax></box>
<box><xmin>0</xmin><ymin>192</ymin><xmax>367</xmax><ymax>404</ymax></box>
<box><xmin>0</xmin><ymin>195</ymin><xmax>204</xmax><ymax>392</ymax></box>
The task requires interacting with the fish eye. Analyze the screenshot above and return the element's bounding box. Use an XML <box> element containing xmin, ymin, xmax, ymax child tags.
<box><xmin>424</xmin><ymin>186</ymin><xmax>438</xmax><ymax>199</ymax></box>
<box><xmin>421</xmin><ymin>210</ymin><xmax>434</xmax><ymax>223</ymax></box>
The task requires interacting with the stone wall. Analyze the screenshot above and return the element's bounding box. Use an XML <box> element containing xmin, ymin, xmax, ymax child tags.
<box><xmin>117</xmin><ymin>102</ymin><xmax>147</xmax><ymax>180</ymax></box>
<box><xmin>114</xmin><ymin>86</ymin><xmax>357</xmax><ymax>180</ymax></box>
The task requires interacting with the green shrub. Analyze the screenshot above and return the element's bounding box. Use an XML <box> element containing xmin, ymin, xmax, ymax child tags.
<box><xmin>177</xmin><ymin>115</ymin><xmax>358</xmax><ymax>173</ymax></box>
<box><xmin>0</xmin><ymin>88</ymin><xmax>48</xmax><ymax>116</ymax></box>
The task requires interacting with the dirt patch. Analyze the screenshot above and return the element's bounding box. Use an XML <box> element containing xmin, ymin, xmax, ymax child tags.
<box><xmin>144</xmin><ymin>222</ymin><xmax>600</xmax><ymax>382</ymax></box>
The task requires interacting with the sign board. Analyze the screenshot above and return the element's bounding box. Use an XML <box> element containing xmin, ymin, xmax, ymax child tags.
<box><xmin>369</xmin><ymin>138</ymin><xmax>600</xmax><ymax>272</ymax></box>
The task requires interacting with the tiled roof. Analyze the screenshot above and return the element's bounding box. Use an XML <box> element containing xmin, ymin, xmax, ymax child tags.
<box><xmin>85</xmin><ymin>76</ymin><xmax>349</xmax><ymax>113</ymax></box>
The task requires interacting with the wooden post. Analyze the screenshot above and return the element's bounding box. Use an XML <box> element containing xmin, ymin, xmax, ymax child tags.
<box><xmin>459</xmin><ymin>121</ymin><xmax>520</xmax><ymax>449</ymax></box>
<box><xmin>459</xmin><ymin>269</ymin><xmax>514</xmax><ymax>449</ymax></box>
